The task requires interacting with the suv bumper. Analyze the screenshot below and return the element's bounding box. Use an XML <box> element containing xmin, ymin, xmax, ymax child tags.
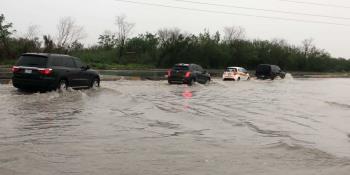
<box><xmin>12</xmin><ymin>77</ymin><xmax>57</xmax><ymax>90</ymax></box>
<box><xmin>168</xmin><ymin>76</ymin><xmax>192</xmax><ymax>84</ymax></box>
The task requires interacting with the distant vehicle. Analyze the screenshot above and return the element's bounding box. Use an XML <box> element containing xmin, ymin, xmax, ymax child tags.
<box><xmin>222</xmin><ymin>67</ymin><xmax>250</xmax><ymax>81</ymax></box>
<box><xmin>255</xmin><ymin>64</ymin><xmax>286</xmax><ymax>80</ymax></box>
<box><xmin>12</xmin><ymin>53</ymin><xmax>100</xmax><ymax>91</ymax></box>
<box><xmin>167</xmin><ymin>63</ymin><xmax>211</xmax><ymax>85</ymax></box>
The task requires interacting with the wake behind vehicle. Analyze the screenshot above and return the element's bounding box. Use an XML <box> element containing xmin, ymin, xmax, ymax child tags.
<box><xmin>222</xmin><ymin>67</ymin><xmax>250</xmax><ymax>81</ymax></box>
<box><xmin>12</xmin><ymin>53</ymin><xmax>100</xmax><ymax>91</ymax></box>
<box><xmin>167</xmin><ymin>63</ymin><xmax>211</xmax><ymax>85</ymax></box>
<box><xmin>255</xmin><ymin>64</ymin><xmax>286</xmax><ymax>80</ymax></box>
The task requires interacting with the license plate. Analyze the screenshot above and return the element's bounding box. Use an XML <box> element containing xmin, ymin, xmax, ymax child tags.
<box><xmin>24</xmin><ymin>69</ymin><xmax>32</xmax><ymax>74</ymax></box>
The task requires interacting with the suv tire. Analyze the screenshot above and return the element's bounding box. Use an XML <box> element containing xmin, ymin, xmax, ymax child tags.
<box><xmin>57</xmin><ymin>79</ymin><xmax>68</xmax><ymax>92</ymax></box>
<box><xmin>188</xmin><ymin>78</ymin><xmax>195</xmax><ymax>86</ymax></box>
<box><xmin>91</xmin><ymin>78</ymin><xmax>100</xmax><ymax>88</ymax></box>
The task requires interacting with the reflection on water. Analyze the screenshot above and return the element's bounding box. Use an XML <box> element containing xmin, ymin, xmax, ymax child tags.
<box><xmin>0</xmin><ymin>78</ymin><xmax>350</xmax><ymax>175</ymax></box>
<box><xmin>182</xmin><ymin>89</ymin><xmax>193</xmax><ymax>99</ymax></box>
<box><xmin>182</xmin><ymin>88</ymin><xmax>193</xmax><ymax>110</ymax></box>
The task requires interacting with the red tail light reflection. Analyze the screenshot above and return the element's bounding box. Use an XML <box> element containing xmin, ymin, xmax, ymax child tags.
<box><xmin>182</xmin><ymin>89</ymin><xmax>193</xmax><ymax>99</ymax></box>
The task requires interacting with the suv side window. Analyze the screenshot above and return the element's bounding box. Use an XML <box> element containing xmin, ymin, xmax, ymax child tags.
<box><xmin>74</xmin><ymin>58</ymin><xmax>85</xmax><ymax>68</ymax></box>
<box><xmin>198</xmin><ymin>65</ymin><xmax>203</xmax><ymax>72</ymax></box>
<box><xmin>190</xmin><ymin>65</ymin><xmax>196</xmax><ymax>71</ymax></box>
<box><xmin>276</xmin><ymin>66</ymin><xmax>281</xmax><ymax>72</ymax></box>
<box><xmin>50</xmin><ymin>57</ymin><xmax>64</xmax><ymax>67</ymax></box>
<box><xmin>272</xmin><ymin>65</ymin><xmax>280</xmax><ymax>72</ymax></box>
<box><xmin>63</xmin><ymin>57</ymin><xmax>76</xmax><ymax>68</ymax></box>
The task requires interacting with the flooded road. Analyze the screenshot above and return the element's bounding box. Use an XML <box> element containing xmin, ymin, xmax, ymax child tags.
<box><xmin>1</xmin><ymin>77</ymin><xmax>350</xmax><ymax>175</ymax></box>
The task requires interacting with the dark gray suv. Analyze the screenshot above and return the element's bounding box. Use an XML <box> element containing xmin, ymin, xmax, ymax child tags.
<box><xmin>12</xmin><ymin>53</ymin><xmax>100</xmax><ymax>91</ymax></box>
<box><xmin>167</xmin><ymin>63</ymin><xmax>211</xmax><ymax>85</ymax></box>
<box><xmin>255</xmin><ymin>64</ymin><xmax>286</xmax><ymax>80</ymax></box>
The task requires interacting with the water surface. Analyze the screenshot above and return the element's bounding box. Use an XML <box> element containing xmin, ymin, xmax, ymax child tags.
<box><xmin>0</xmin><ymin>77</ymin><xmax>350</xmax><ymax>174</ymax></box>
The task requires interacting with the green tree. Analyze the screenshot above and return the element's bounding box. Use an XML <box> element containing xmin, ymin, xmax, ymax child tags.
<box><xmin>0</xmin><ymin>14</ymin><xmax>16</xmax><ymax>59</ymax></box>
<box><xmin>98</xmin><ymin>31</ymin><xmax>117</xmax><ymax>49</ymax></box>
<box><xmin>43</xmin><ymin>35</ymin><xmax>55</xmax><ymax>53</ymax></box>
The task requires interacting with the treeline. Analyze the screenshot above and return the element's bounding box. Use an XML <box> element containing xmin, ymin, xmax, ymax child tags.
<box><xmin>0</xmin><ymin>14</ymin><xmax>85</xmax><ymax>64</ymax></box>
<box><xmin>1</xmin><ymin>13</ymin><xmax>350</xmax><ymax>72</ymax></box>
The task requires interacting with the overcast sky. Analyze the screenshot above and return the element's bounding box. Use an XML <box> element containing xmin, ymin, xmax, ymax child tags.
<box><xmin>2</xmin><ymin>0</ymin><xmax>350</xmax><ymax>58</ymax></box>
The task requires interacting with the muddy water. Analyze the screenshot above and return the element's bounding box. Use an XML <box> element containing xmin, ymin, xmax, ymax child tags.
<box><xmin>1</xmin><ymin>77</ymin><xmax>350</xmax><ymax>175</ymax></box>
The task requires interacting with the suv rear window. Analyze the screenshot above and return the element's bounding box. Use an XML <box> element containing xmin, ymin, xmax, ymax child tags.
<box><xmin>16</xmin><ymin>55</ymin><xmax>48</xmax><ymax>67</ymax></box>
<box><xmin>226</xmin><ymin>68</ymin><xmax>237</xmax><ymax>72</ymax></box>
<box><xmin>173</xmin><ymin>66</ymin><xmax>189</xmax><ymax>71</ymax></box>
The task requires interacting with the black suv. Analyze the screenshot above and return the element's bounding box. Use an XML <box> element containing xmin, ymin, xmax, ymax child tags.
<box><xmin>12</xmin><ymin>53</ymin><xmax>100</xmax><ymax>91</ymax></box>
<box><xmin>255</xmin><ymin>64</ymin><xmax>286</xmax><ymax>80</ymax></box>
<box><xmin>167</xmin><ymin>63</ymin><xmax>211</xmax><ymax>85</ymax></box>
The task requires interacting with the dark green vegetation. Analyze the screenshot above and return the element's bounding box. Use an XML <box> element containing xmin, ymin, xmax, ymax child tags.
<box><xmin>1</xmin><ymin>14</ymin><xmax>349</xmax><ymax>71</ymax></box>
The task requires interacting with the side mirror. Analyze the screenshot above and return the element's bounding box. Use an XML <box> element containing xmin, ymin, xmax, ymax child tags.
<box><xmin>81</xmin><ymin>65</ymin><xmax>90</xmax><ymax>70</ymax></box>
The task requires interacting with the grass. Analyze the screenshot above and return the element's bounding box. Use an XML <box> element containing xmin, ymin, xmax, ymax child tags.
<box><xmin>0</xmin><ymin>50</ymin><xmax>156</xmax><ymax>70</ymax></box>
<box><xmin>89</xmin><ymin>63</ymin><xmax>155</xmax><ymax>70</ymax></box>
<box><xmin>0</xmin><ymin>59</ymin><xmax>16</xmax><ymax>67</ymax></box>
<box><xmin>70</xmin><ymin>49</ymin><xmax>155</xmax><ymax>70</ymax></box>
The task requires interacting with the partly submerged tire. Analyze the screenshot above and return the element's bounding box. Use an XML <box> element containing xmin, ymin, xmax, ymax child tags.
<box><xmin>91</xmin><ymin>78</ymin><xmax>100</xmax><ymax>89</ymax></box>
<box><xmin>188</xmin><ymin>78</ymin><xmax>195</xmax><ymax>86</ymax></box>
<box><xmin>57</xmin><ymin>79</ymin><xmax>68</xmax><ymax>92</ymax></box>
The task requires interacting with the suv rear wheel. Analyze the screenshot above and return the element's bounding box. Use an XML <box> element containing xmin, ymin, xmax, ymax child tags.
<box><xmin>188</xmin><ymin>78</ymin><xmax>195</xmax><ymax>86</ymax></box>
<box><xmin>57</xmin><ymin>79</ymin><xmax>68</xmax><ymax>92</ymax></box>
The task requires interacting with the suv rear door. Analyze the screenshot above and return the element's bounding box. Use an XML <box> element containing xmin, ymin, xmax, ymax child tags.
<box><xmin>171</xmin><ymin>65</ymin><xmax>190</xmax><ymax>78</ymax></box>
<box><xmin>256</xmin><ymin>64</ymin><xmax>271</xmax><ymax>77</ymax></box>
<box><xmin>14</xmin><ymin>55</ymin><xmax>49</xmax><ymax>80</ymax></box>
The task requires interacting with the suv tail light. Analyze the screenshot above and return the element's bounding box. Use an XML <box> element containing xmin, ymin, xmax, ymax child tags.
<box><xmin>167</xmin><ymin>69</ymin><xmax>171</xmax><ymax>77</ymax></box>
<box><xmin>185</xmin><ymin>71</ymin><xmax>191</xmax><ymax>78</ymax></box>
<box><xmin>11</xmin><ymin>66</ymin><xmax>20</xmax><ymax>73</ymax></box>
<box><xmin>38</xmin><ymin>68</ymin><xmax>53</xmax><ymax>75</ymax></box>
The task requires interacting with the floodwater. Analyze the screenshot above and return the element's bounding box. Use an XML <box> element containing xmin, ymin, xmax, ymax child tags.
<box><xmin>1</xmin><ymin>76</ymin><xmax>350</xmax><ymax>175</ymax></box>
